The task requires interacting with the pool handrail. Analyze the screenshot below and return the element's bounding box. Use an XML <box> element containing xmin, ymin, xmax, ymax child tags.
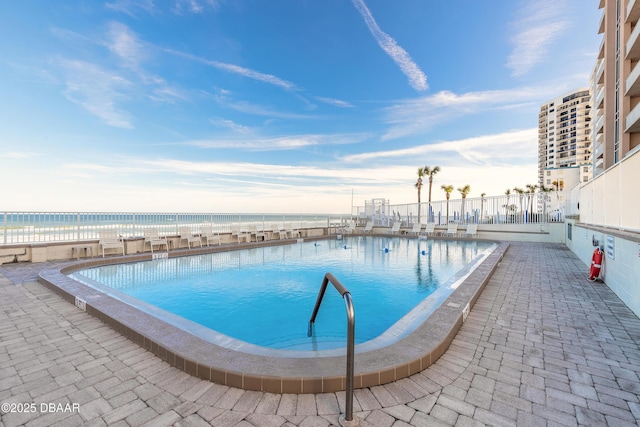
<box><xmin>308</xmin><ymin>272</ymin><xmax>358</xmax><ymax>427</ymax></box>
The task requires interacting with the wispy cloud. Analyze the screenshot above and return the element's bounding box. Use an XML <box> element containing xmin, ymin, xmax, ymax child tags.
<box><xmin>54</xmin><ymin>58</ymin><xmax>134</xmax><ymax>128</ymax></box>
<box><xmin>351</xmin><ymin>0</ymin><xmax>427</xmax><ymax>91</ymax></box>
<box><xmin>172</xmin><ymin>0</ymin><xmax>222</xmax><ymax>15</ymax></box>
<box><xmin>104</xmin><ymin>0</ymin><xmax>156</xmax><ymax>17</ymax></box>
<box><xmin>184</xmin><ymin>132</ymin><xmax>369</xmax><ymax>150</ymax></box>
<box><xmin>0</xmin><ymin>152</ymin><xmax>41</xmax><ymax>159</ymax></box>
<box><xmin>105</xmin><ymin>0</ymin><xmax>221</xmax><ymax>16</ymax></box>
<box><xmin>507</xmin><ymin>0</ymin><xmax>570</xmax><ymax>77</ymax></box>
<box><xmin>104</xmin><ymin>22</ymin><xmax>188</xmax><ymax>102</ymax></box>
<box><xmin>380</xmin><ymin>86</ymin><xmax>558</xmax><ymax>140</ymax></box>
<box><xmin>342</xmin><ymin>128</ymin><xmax>537</xmax><ymax>166</ymax></box>
<box><xmin>315</xmin><ymin>96</ymin><xmax>355</xmax><ymax>108</ymax></box>
<box><xmin>165</xmin><ymin>48</ymin><xmax>297</xmax><ymax>91</ymax></box>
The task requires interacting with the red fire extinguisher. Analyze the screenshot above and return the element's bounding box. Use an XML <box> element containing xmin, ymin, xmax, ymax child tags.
<box><xmin>588</xmin><ymin>247</ymin><xmax>603</xmax><ymax>281</ymax></box>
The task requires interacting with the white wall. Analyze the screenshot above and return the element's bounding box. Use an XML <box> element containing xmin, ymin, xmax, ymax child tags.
<box><xmin>566</xmin><ymin>219</ymin><xmax>640</xmax><ymax>318</ymax></box>
<box><xmin>579</xmin><ymin>151</ymin><xmax>640</xmax><ymax>231</ymax></box>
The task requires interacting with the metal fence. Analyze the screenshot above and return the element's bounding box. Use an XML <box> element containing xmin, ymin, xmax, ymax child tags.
<box><xmin>0</xmin><ymin>212</ymin><xmax>348</xmax><ymax>245</ymax></box>
<box><xmin>354</xmin><ymin>192</ymin><xmax>568</xmax><ymax>226</ymax></box>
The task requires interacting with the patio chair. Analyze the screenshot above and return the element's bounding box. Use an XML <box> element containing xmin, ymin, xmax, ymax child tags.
<box><xmin>342</xmin><ymin>222</ymin><xmax>356</xmax><ymax>234</ymax></box>
<box><xmin>250</xmin><ymin>225</ymin><xmax>267</xmax><ymax>242</ymax></box>
<box><xmin>464</xmin><ymin>223</ymin><xmax>478</xmax><ymax>238</ymax></box>
<box><xmin>178</xmin><ymin>226</ymin><xmax>202</xmax><ymax>249</ymax></box>
<box><xmin>408</xmin><ymin>222</ymin><xmax>423</xmax><ymax>235</ymax></box>
<box><xmin>270</xmin><ymin>223</ymin><xmax>288</xmax><ymax>240</ymax></box>
<box><xmin>363</xmin><ymin>221</ymin><xmax>374</xmax><ymax>233</ymax></box>
<box><xmin>390</xmin><ymin>221</ymin><xmax>401</xmax><ymax>234</ymax></box>
<box><xmin>285</xmin><ymin>223</ymin><xmax>300</xmax><ymax>238</ymax></box>
<box><xmin>99</xmin><ymin>230</ymin><xmax>125</xmax><ymax>257</ymax></box>
<box><xmin>231</xmin><ymin>225</ymin><xmax>251</xmax><ymax>243</ymax></box>
<box><xmin>143</xmin><ymin>228</ymin><xmax>169</xmax><ymax>253</ymax></box>
<box><xmin>200</xmin><ymin>225</ymin><xmax>221</xmax><ymax>246</ymax></box>
<box><xmin>445</xmin><ymin>223</ymin><xmax>459</xmax><ymax>237</ymax></box>
<box><xmin>423</xmin><ymin>223</ymin><xmax>436</xmax><ymax>236</ymax></box>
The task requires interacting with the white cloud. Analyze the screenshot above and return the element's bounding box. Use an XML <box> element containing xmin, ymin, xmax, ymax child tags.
<box><xmin>351</xmin><ymin>0</ymin><xmax>427</xmax><ymax>91</ymax></box>
<box><xmin>104</xmin><ymin>0</ymin><xmax>156</xmax><ymax>17</ymax></box>
<box><xmin>343</xmin><ymin>128</ymin><xmax>537</xmax><ymax>167</ymax></box>
<box><xmin>184</xmin><ymin>132</ymin><xmax>369</xmax><ymax>150</ymax></box>
<box><xmin>55</xmin><ymin>58</ymin><xmax>134</xmax><ymax>128</ymax></box>
<box><xmin>165</xmin><ymin>48</ymin><xmax>297</xmax><ymax>91</ymax></box>
<box><xmin>379</xmin><ymin>85</ymin><xmax>569</xmax><ymax>141</ymax></box>
<box><xmin>172</xmin><ymin>0</ymin><xmax>221</xmax><ymax>14</ymax></box>
<box><xmin>315</xmin><ymin>97</ymin><xmax>355</xmax><ymax>108</ymax></box>
<box><xmin>507</xmin><ymin>0</ymin><xmax>570</xmax><ymax>77</ymax></box>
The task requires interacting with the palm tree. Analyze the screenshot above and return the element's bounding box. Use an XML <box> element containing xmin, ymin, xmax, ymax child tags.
<box><xmin>504</xmin><ymin>189</ymin><xmax>512</xmax><ymax>223</ymax></box>
<box><xmin>457</xmin><ymin>185</ymin><xmax>471</xmax><ymax>223</ymax></box>
<box><xmin>525</xmin><ymin>184</ymin><xmax>538</xmax><ymax>218</ymax></box>
<box><xmin>424</xmin><ymin>166</ymin><xmax>440</xmax><ymax>221</ymax></box>
<box><xmin>513</xmin><ymin>187</ymin><xmax>525</xmax><ymax>218</ymax></box>
<box><xmin>441</xmin><ymin>184</ymin><xmax>453</xmax><ymax>224</ymax></box>
<box><xmin>415</xmin><ymin>167</ymin><xmax>425</xmax><ymax>220</ymax></box>
<box><xmin>513</xmin><ymin>187</ymin><xmax>524</xmax><ymax>222</ymax></box>
<box><xmin>480</xmin><ymin>192</ymin><xmax>486</xmax><ymax>224</ymax></box>
<box><xmin>551</xmin><ymin>179</ymin><xmax>564</xmax><ymax>191</ymax></box>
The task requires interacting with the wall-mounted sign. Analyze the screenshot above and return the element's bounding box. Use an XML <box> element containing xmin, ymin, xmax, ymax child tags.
<box><xmin>606</xmin><ymin>235</ymin><xmax>615</xmax><ymax>260</ymax></box>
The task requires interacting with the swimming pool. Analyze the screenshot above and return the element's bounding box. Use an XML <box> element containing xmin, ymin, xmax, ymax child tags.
<box><xmin>40</xmin><ymin>236</ymin><xmax>508</xmax><ymax>392</ymax></box>
<box><xmin>68</xmin><ymin>236</ymin><xmax>494</xmax><ymax>354</ymax></box>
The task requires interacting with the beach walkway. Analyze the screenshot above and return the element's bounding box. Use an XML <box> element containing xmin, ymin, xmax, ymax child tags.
<box><xmin>1</xmin><ymin>242</ymin><xmax>639</xmax><ymax>426</ymax></box>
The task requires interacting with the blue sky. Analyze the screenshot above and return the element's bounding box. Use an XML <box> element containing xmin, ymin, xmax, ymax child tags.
<box><xmin>0</xmin><ymin>1</ymin><xmax>600</xmax><ymax>213</ymax></box>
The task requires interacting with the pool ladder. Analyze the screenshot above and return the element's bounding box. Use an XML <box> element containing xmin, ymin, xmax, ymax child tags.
<box><xmin>308</xmin><ymin>272</ymin><xmax>358</xmax><ymax>427</ymax></box>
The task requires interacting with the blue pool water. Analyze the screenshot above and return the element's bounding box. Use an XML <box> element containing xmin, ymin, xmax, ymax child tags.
<box><xmin>70</xmin><ymin>237</ymin><xmax>493</xmax><ymax>352</ymax></box>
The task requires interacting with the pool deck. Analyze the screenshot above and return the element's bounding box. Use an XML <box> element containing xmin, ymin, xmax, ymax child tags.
<box><xmin>1</xmin><ymin>242</ymin><xmax>640</xmax><ymax>426</ymax></box>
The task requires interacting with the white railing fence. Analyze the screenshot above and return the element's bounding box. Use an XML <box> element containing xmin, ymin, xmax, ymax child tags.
<box><xmin>354</xmin><ymin>192</ymin><xmax>567</xmax><ymax>226</ymax></box>
<box><xmin>0</xmin><ymin>212</ymin><xmax>348</xmax><ymax>245</ymax></box>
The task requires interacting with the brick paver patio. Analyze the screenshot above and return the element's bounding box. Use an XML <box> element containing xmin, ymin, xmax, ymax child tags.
<box><xmin>1</xmin><ymin>242</ymin><xmax>639</xmax><ymax>426</ymax></box>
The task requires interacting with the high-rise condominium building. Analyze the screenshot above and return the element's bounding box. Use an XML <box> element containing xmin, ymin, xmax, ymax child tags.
<box><xmin>592</xmin><ymin>0</ymin><xmax>640</xmax><ymax>176</ymax></box>
<box><xmin>537</xmin><ymin>88</ymin><xmax>592</xmax><ymax>189</ymax></box>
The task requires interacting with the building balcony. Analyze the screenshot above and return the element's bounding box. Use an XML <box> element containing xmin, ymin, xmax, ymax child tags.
<box><xmin>628</xmin><ymin>0</ymin><xmax>640</xmax><ymax>23</ymax></box>
<box><xmin>627</xmin><ymin>19</ymin><xmax>640</xmax><ymax>60</ymax></box>
<box><xmin>626</xmin><ymin>102</ymin><xmax>640</xmax><ymax>132</ymax></box>
<box><xmin>598</xmin><ymin>36</ymin><xmax>604</xmax><ymax>60</ymax></box>
<box><xmin>626</xmin><ymin>62</ymin><xmax>640</xmax><ymax>96</ymax></box>
<box><xmin>593</xmin><ymin>59</ymin><xmax>604</xmax><ymax>85</ymax></box>
<box><xmin>594</xmin><ymin>114</ymin><xmax>604</xmax><ymax>134</ymax></box>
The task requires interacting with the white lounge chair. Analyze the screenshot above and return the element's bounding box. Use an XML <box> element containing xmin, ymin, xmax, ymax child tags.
<box><xmin>445</xmin><ymin>223</ymin><xmax>459</xmax><ymax>237</ymax></box>
<box><xmin>464</xmin><ymin>223</ymin><xmax>478</xmax><ymax>238</ymax></box>
<box><xmin>423</xmin><ymin>223</ymin><xmax>436</xmax><ymax>236</ymax></box>
<box><xmin>390</xmin><ymin>221</ymin><xmax>401</xmax><ymax>234</ymax></box>
<box><xmin>341</xmin><ymin>222</ymin><xmax>355</xmax><ymax>235</ymax></box>
<box><xmin>285</xmin><ymin>223</ymin><xmax>300</xmax><ymax>238</ymax></box>
<box><xmin>200</xmin><ymin>225</ymin><xmax>221</xmax><ymax>246</ymax></box>
<box><xmin>250</xmin><ymin>225</ymin><xmax>267</xmax><ymax>242</ymax></box>
<box><xmin>363</xmin><ymin>221</ymin><xmax>374</xmax><ymax>234</ymax></box>
<box><xmin>178</xmin><ymin>226</ymin><xmax>202</xmax><ymax>249</ymax></box>
<box><xmin>144</xmin><ymin>228</ymin><xmax>169</xmax><ymax>253</ymax></box>
<box><xmin>270</xmin><ymin>223</ymin><xmax>288</xmax><ymax>240</ymax></box>
<box><xmin>231</xmin><ymin>225</ymin><xmax>251</xmax><ymax>243</ymax></box>
<box><xmin>99</xmin><ymin>230</ymin><xmax>125</xmax><ymax>257</ymax></box>
<box><xmin>408</xmin><ymin>222</ymin><xmax>423</xmax><ymax>235</ymax></box>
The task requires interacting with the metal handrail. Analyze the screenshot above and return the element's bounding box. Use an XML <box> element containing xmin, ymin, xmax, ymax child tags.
<box><xmin>308</xmin><ymin>272</ymin><xmax>358</xmax><ymax>427</ymax></box>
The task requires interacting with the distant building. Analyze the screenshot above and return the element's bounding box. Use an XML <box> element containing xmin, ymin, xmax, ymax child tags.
<box><xmin>592</xmin><ymin>0</ymin><xmax>640</xmax><ymax>176</ymax></box>
<box><xmin>537</xmin><ymin>88</ymin><xmax>592</xmax><ymax>189</ymax></box>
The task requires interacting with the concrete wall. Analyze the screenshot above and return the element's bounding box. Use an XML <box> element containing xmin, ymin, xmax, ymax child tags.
<box><xmin>579</xmin><ymin>150</ymin><xmax>640</xmax><ymax>231</ymax></box>
<box><xmin>0</xmin><ymin>227</ymin><xmax>330</xmax><ymax>264</ymax></box>
<box><xmin>565</xmin><ymin>219</ymin><xmax>640</xmax><ymax>318</ymax></box>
